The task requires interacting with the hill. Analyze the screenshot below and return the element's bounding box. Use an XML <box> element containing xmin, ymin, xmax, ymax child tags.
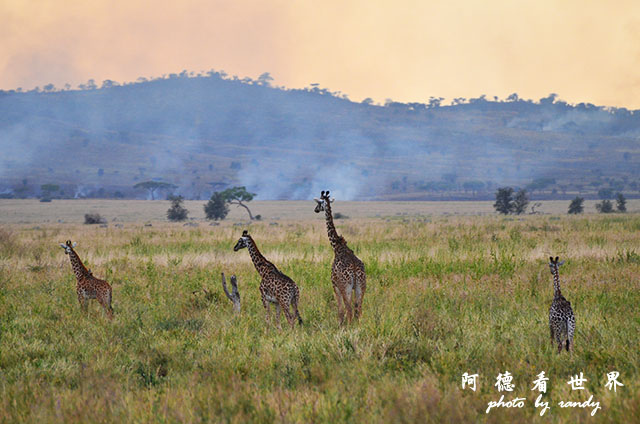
<box><xmin>1</xmin><ymin>73</ymin><xmax>639</xmax><ymax>200</ymax></box>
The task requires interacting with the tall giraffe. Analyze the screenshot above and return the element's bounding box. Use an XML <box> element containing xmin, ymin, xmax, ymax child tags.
<box><xmin>233</xmin><ymin>230</ymin><xmax>303</xmax><ymax>328</ymax></box>
<box><xmin>59</xmin><ymin>240</ymin><xmax>113</xmax><ymax>319</ymax></box>
<box><xmin>314</xmin><ymin>190</ymin><xmax>366</xmax><ymax>323</ymax></box>
<box><xmin>548</xmin><ymin>256</ymin><xmax>575</xmax><ymax>353</ymax></box>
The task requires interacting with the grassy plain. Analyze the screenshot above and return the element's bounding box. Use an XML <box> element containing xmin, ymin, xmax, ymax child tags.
<box><xmin>1</xmin><ymin>200</ymin><xmax>639</xmax><ymax>422</ymax></box>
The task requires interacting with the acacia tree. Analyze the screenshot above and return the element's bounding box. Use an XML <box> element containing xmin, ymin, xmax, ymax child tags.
<box><xmin>133</xmin><ymin>181</ymin><xmax>177</xmax><ymax>200</ymax></box>
<box><xmin>221</xmin><ymin>186</ymin><xmax>257</xmax><ymax>220</ymax></box>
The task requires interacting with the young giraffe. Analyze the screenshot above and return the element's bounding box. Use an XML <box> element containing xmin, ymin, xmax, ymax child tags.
<box><xmin>233</xmin><ymin>230</ymin><xmax>303</xmax><ymax>328</ymax></box>
<box><xmin>314</xmin><ymin>190</ymin><xmax>366</xmax><ymax>324</ymax></box>
<box><xmin>548</xmin><ymin>256</ymin><xmax>575</xmax><ymax>353</ymax></box>
<box><xmin>59</xmin><ymin>240</ymin><xmax>114</xmax><ymax>319</ymax></box>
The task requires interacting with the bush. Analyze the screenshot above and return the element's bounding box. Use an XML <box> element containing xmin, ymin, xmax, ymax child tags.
<box><xmin>494</xmin><ymin>187</ymin><xmax>514</xmax><ymax>215</ymax></box>
<box><xmin>568</xmin><ymin>197</ymin><xmax>584</xmax><ymax>214</ymax></box>
<box><xmin>167</xmin><ymin>196</ymin><xmax>189</xmax><ymax>221</ymax></box>
<box><xmin>512</xmin><ymin>189</ymin><xmax>529</xmax><ymax>215</ymax></box>
<box><xmin>334</xmin><ymin>212</ymin><xmax>349</xmax><ymax>219</ymax></box>
<box><xmin>595</xmin><ymin>200</ymin><xmax>614</xmax><ymax>213</ymax></box>
<box><xmin>84</xmin><ymin>213</ymin><xmax>106</xmax><ymax>224</ymax></box>
<box><xmin>616</xmin><ymin>193</ymin><xmax>627</xmax><ymax>212</ymax></box>
<box><xmin>204</xmin><ymin>192</ymin><xmax>229</xmax><ymax>220</ymax></box>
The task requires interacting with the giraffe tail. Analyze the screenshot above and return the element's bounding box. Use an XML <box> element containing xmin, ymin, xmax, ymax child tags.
<box><xmin>297</xmin><ymin>311</ymin><xmax>303</xmax><ymax>326</ymax></box>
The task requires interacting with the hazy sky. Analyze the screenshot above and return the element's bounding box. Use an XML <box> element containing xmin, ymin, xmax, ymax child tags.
<box><xmin>2</xmin><ymin>0</ymin><xmax>639</xmax><ymax>108</ymax></box>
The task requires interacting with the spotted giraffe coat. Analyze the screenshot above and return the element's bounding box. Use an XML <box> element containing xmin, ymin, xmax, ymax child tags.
<box><xmin>315</xmin><ymin>191</ymin><xmax>366</xmax><ymax>323</ymax></box>
<box><xmin>60</xmin><ymin>240</ymin><xmax>113</xmax><ymax>319</ymax></box>
<box><xmin>548</xmin><ymin>256</ymin><xmax>575</xmax><ymax>353</ymax></box>
<box><xmin>233</xmin><ymin>231</ymin><xmax>302</xmax><ymax>328</ymax></box>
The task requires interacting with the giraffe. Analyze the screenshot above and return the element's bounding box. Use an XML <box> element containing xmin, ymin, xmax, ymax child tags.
<box><xmin>59</xmin><ymin>240</ymin><xmax>113</xmax><ymax>319</ymax></box>
<box><xmin>233</xmin><ymin>230</ymin><xmax>303</xmax><ymax>328</ymax></box>
<box><xmin>314</xmin><ymin>190</ymin><xmax>366</xmax><ymax>324</ymax></box>
<box><xmin>548</xmin><ymin>256</ymin><xmax>575</xmax><ymax>353</ymax></box>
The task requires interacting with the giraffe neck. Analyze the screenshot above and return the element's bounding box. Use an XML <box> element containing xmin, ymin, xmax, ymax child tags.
<box><xmin>246</xmin><ymin>237</ymin><xmax>271</xmax><ymax>278</ymax></box>
<box><xmin>68</xmin><ymin>249</ymin><xmax>90</xmax><ymax>281</ymax></box>
<box><xmin>324</xmin><ymin>201</ymin><xmax>342</xmax><ymax>251</ymax></box>
<box><xmin>552</xmin><ymin>268</ymin><xmax>562</xmax><ymax>297</ymax></box>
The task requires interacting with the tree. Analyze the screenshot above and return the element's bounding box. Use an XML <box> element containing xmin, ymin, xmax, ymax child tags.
<box><xmin>568</xmin><ymin>197</ymin><xmax>584</xmax><ymax>214</ymax></box>
<box><xmin>167</xmin><ymin>195</ymin><xmax>189</xmax><ymax>221</ymax></box>
<box><xmin>204</xmin><ymin>192</ymin><xmax>229</xmax><ymax>220</ymax></box>
<box><xmin>257</xmin><ymin>72</ymin><xmax>273</xmax><ymax>87</ymax></box>
<box><xmin>221</xmin><ymin>186</ymin><xmax>256</xmax><ymax>220</ymax></box>
<box><xmin>512</xmin><ymin>189</ymin><xmax>529</xmax><ymax>215</ymax></box>
<box><xmin>595</xmin><ymin>200</ymin><xmax>613</xmax><ymax>213</ymax></box>
<box><xmin>133</xmin><ymin>181</ymin><xmax>177</xmax><ymax>200</ymax></box>
<box><xmin>494</xmin><ymin>187</ymin><xmax>514</xmax><ymax>215</ymax></box>
<box><xmin>616</xmin><ymin>193</ymin><xmax>627</xmax><ymax>212</ymax></box>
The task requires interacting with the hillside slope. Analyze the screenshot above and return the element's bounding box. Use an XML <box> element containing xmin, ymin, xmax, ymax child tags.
<box><xmin>1</xmin><ymin>74</ymin><xmax>639</xmax><ymax>200</ymax></box>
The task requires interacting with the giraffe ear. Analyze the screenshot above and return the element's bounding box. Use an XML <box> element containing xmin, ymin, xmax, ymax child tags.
<box><xmin>313</xmin><ymin>198</ymin><xmax>321</xmax><ymax>203</ymax></box>
<box><xmin>330</xmin><ymin>198</ymin><xmax>335</xmax><ymax>203</ymax></box>
<box><xmin>557</xmin><ymin>260</ymin><xmax>565</xmax><ymax>266</ymax></box>
<box><xmin>59</xmin><ymin>243</ymin><xmax>67</xmax><ymax>248</ymax></box>
<box><xmin>72</xmin><ymin>242</ymin><xmax>77</xmax><ymax>248</ymax></box>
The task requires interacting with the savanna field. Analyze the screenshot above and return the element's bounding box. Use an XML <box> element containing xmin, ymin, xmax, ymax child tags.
<box><xmin>1</xmin><ymin>200</ymin><xmax>639</xmax><ymax>423</ymax></box>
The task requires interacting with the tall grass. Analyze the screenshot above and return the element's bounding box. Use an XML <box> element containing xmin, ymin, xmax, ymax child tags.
<box><xmin>1</xmin><ymin>214</ymin><xmax>639</xmax><ymax>422</ymax></box>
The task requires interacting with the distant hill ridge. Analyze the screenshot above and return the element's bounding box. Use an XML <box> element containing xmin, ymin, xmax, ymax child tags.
<box><xmin>1</xmin><ymin>72</ymin><xmax>639</xmax><ymax>200</ymax></box>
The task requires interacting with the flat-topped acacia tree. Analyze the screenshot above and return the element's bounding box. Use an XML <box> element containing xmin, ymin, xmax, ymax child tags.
<box><xmin>221</xmin><ymin>186</ymin><xmax>256</xmax><ymax>220</ymax></box>
<box><xmin>133</xmin><ymin>181</ymin><xmax>177</xmax><ymax>200</ymax></box>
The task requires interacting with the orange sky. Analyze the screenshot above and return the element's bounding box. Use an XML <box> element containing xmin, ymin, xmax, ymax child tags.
<box><xmin>1</xmin><ymin>0</ymin><xmax>639</xmax><ymax>108</ymax></box>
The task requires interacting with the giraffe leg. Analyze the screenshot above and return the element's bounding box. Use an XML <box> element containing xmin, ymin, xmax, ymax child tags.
<box><xmin>341</xmin><ymin>284</ymin><xmax>353</xmax><ymax>324</ymax></box>
<box><xmin>77</xmin><ymin>292</ymin><xmax>88</xmax><ymax>314</ymax></box>
<box><xmin>260</xmin><ymin>288</ymin><xmax>272</xmax><ymax>326</ymax></box>
<box><xmin>281</xmin><ymin>301</ymin><xmax>295</xmax><ymax>329</ymax></box>
<box><xmin>98</xmin><ymin>292</ymin><xmax>114</xmax><ymax>320</ymax></box>
<box><xmin>353</xmin><ymin>277</ymin><xmax>366</xmax><ymax>320</ymax></box>
<box><xmin>333</xmin><ymin>285</ymin><xmax>346</xmax><ymax>325</ymax></box>
<box><xmin>275</xmin><ymin>303</ymin><xmax>282</xmax><ymax>329</ymax></box>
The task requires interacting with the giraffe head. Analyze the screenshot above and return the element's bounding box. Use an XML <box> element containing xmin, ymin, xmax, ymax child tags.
<box><xmin>548</xmin><ymin>256</ymin><xmax>565</xmax><ymax>275</ymax></box>
<box><xmin>313</xmin><ymin>190</ymin><xmax>334</xmax><ymax>213</ymax></box>
<box><xmin>59</xmin><ymin>240</ymin><xmax>77</xmax><ymax>255</ymax></box>
<box><xmin>233</xmin><ymin>230</ymin><xmax>250</xmax><ymax>251</ymax></box>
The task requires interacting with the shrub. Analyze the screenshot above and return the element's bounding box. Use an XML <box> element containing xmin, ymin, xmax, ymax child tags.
<box><xmin>595</xmin><ymin>200</ymin><xmax>614</xmax><ymax>213</ymax></box>
<box><xmin>568</xmin><ymin>197</ymin><xmax>584</xmax><ymax>214</ymax></box>
<box><xmin>616</xmin><ymin>193</ymin><xmax>627</xmax><ymax>212</ymax></box>
<box><xmin>512</xmin><ymin>189</ymin><xmax>529</xmax><ymax>215</ymax></box>
<box><xmin>204</xmin><ymin>192</ymin><xmax>229</xmax><ymax>220</ymax></box>
<box><xmin>167</xmin><ymin>196</ymin><xmax>189</xmax><ymax>221</ymax></box>
<box><xmin>494</xmin><ymin>187</ymin><xmax>514</xmax><ymax>214</ymax></box>
<box><xmin>84</xmin><ymin>213</ymin><xmax>106</xmax><ymax>224</ymax></box>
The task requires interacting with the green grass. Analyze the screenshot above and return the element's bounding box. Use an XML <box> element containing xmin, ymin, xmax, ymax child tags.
<box><xmin>1</xmin><ymin>215</ymin><xmax>639</xmax><ymax>422</ymax></box>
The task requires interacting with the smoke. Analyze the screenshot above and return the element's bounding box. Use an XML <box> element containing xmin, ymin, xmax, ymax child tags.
<box><xmin>1</xmin><ymin>76</ymin><xmax>638</xmax><ymax>200</ymax></box>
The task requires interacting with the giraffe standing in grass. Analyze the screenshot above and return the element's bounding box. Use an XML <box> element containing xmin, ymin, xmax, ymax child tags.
<box><xmin>59</xmin><ymin>240</ymin><xmax>113</xmax><ymax>319</ymax></box>
<box><xmin>314</xmin><ymin>190</ymin><xmax>366</xmax><ymax>324</ymax></box>
<box><xmin>233</xmin><ymin>230</ymin><xmax>303</xmax><ymax>328</ymax></box>
<box><xmin>548</xmin><ymin>256</ymin><xmax>575</xmax><ymax>353</ymax></box>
